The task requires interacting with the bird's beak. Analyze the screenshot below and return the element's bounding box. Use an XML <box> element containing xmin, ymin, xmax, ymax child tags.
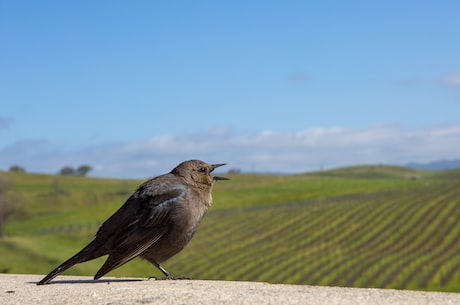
<box><xmin>211</xmin><ymin>163</ymin><xmax>230</xmax><ymax>181</ymax></box>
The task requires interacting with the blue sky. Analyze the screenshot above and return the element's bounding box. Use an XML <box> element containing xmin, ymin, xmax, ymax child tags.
<box><xmin>1</xmin><ymin>1</ymin><xmax>460</xmax><ymax>177</ymax></box>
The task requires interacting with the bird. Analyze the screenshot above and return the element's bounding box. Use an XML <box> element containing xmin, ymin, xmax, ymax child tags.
<box><xmin>37</xmin><ymin>160</ymin><xmax>228</xmax><ymax>285</ymax></box>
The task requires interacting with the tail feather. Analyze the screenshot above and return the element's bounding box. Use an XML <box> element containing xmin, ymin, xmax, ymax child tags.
<box><xmin>37</xmin><ymin>243</ymin><xmax>102</xmax><ymax>285</ymax></box>
<box><xmin>93</xmin><ymin>253</ymin><xmax>135</xmax><ymax>280</ymax></box>
<box><xmin>93</xmin><ymin>256</ymin><xmax>119</xmax><ymax>280</ymax></box>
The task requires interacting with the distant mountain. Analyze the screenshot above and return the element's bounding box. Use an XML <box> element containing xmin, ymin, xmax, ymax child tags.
<box><xmin>406</xmin><ymin>159</ymin><xmax>460</xmax><ymax>170</ymax></box>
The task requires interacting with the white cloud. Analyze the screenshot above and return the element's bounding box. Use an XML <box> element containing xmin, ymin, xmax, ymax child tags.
<box><xmin>1</xmin><ymin>124</ymin><xmax>460</xmax><ymax>178</ymax></box>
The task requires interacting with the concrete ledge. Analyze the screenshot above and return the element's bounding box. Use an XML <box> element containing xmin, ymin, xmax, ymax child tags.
<box><xmin>1</xmin><ymin>274</ymin><xmax>458</xmax><ymax>305</ymax></box>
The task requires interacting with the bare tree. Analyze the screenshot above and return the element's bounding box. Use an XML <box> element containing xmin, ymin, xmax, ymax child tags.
<box><xmin>0</xmin><ymin>175</ymin><xmax>15</xmax><ymax>238</ymax></box>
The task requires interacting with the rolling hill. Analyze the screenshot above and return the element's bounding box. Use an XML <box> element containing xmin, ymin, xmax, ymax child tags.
<box><xmin>0</xmin><ymin>166</ymin><xmax>459</xmax><ymax>292</ymax></box>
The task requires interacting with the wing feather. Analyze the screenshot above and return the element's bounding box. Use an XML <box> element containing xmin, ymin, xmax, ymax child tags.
<box><xmin>91</xmin><ymin>177</ymin><xmax>187</xmax><ymax>278</ymax></box>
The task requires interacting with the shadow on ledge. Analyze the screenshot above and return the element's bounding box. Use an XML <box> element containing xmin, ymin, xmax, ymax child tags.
<box><xmin>29</xmin><ymin>278</ymin><xmax>143</xmax><ymax>285</ymax></box>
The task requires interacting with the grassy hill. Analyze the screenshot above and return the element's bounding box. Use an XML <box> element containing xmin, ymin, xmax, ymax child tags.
<box><xmin>306</xmin><ymin>164</ymin><xmax>426</xmax><ymax>179</ymax></box>
<box><xmin>0</xmin><ymin>166</ymin><xmax>459</xmax><ymax>292</ymax></box>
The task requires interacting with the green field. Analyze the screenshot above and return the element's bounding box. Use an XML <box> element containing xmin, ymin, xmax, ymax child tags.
<box><xmin>1</xmin><ymin>165</ymin><xmax>459</xmax><ymax>292</ymax></box>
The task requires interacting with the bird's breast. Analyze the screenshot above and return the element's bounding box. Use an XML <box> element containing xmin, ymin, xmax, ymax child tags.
<box><xmin>141</xmin><ymin>188</ymin><xmax>212</xmax><ymax>263</ymax></box>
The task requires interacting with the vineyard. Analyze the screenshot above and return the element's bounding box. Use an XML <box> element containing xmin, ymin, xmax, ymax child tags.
<box><xmin>0</xmin><ymin>166</ymin><xmax>459</xmax><ymax>292</ymax></box>
<box><xmin>170</xmin><ymin>181</ymin><xmax>459</xmax><ymax>291</ymax></box>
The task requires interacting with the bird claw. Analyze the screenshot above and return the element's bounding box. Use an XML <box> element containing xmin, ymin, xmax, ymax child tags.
<box><xmin>148</xmin><ymin>275</ymin><xmax>193</xmax><ymax>280</ymax></box>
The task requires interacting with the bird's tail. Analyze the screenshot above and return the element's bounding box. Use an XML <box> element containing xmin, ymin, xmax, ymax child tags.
<box><xmin>37</xmin><ymin>242</ymin><xmax>103</xmax><ymax>285</ymax></box>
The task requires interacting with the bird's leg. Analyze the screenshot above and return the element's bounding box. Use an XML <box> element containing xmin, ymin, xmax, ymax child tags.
<box><xmin>156</xmin><ymin>262</ymin><xmax>172</xmax><ymax>277</ymax></box>
<box><xmin>146</xmin><ymin>258</ymin><xmax>192</xmax><ymax>280</ymax></box>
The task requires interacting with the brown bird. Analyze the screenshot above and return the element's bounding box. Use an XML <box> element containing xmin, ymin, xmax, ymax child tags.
<box><xmin>37</xmin><ymin>160</ymin><xmax>228</xmax><ymax>285</ymax></box>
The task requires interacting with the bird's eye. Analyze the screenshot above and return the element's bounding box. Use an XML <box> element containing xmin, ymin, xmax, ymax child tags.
<box><xmin>199</xmin><ymin>167</ymin><xmax>207</xmax><ymax>173</ymax></box>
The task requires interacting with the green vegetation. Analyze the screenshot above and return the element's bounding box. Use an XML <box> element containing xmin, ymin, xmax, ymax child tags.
<box><xmin>0</xmin><ymin>165</ymin><xmax>459</xmax><ymax>292</ymax></box>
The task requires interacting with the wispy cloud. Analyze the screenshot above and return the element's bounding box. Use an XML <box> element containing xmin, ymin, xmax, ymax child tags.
<box><xmin>394</xmin><ymin>78</ymin><xmax>426</xmax><ymax>87</ymax></box>
<box><xmin>441</xmin><ymin>72</ymin><xmax>460</xmax><ymax>87</ymax></box>
<box><xmin>395</xmin><ymin>72</ymin><xmax>460</xmax><ymax>89</ymax></box>
<box><xmin>288</xmin><ymin>72</ymin><xmax>310</xmax><ymax>83</ymax></box>
<box><xmin>0</xmin><ymin>116</ymin><xmax>12</xmax><ymax>129</ymax></box>
<box><xmin>1</xmin><ymin>125</ymin><xmax>460</xmax><ymax>178</ymax></box>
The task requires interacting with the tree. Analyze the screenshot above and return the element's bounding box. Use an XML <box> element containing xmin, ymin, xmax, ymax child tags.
<box><xmin>9</xmin><ymin>165</ymin><xmax>26</xmax><ymax>172</ymax></box>
<box><xmin>76</xmin><ymin>165</ymin><xmax>92</xmax><ymax>177</ymax></box>
<box><xmin>228</xmin><ymin>168</ymin><xmax>241</xmax><ymax>174</ymax></box>
<box><xmin>59</xmin><ymin>166</ymin><xmax>76</xmax><ymax>176</ymax></box>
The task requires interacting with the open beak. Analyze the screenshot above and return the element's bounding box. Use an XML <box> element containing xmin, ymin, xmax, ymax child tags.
<box><xmin>211</xmin><ymin>163</ymin><xmax>230</xmax><ymax>181</ymax></box>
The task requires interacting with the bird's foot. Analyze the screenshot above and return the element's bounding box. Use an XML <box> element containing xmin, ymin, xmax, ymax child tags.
<box><xmin>148</xmin><ymin>275</ymin><xmax>193</xmax><ymax>280</ymax></box>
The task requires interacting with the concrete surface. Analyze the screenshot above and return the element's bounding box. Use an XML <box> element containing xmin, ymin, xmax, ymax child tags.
<box><xmin>0</xmin><ymin>274</ymin><xmax>459</xmax><ymax>305</ymax></box>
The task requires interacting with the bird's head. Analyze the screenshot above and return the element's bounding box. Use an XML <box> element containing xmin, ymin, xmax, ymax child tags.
<box><xmin>172</xmin><ymin>160</ymin><xmax>229</xmax><ymax>188</ymax></box>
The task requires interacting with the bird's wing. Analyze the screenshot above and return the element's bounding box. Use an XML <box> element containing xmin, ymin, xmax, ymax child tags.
<box><xmin>93</xmin><ymin>178</ymin><xmax>187</xmax><ymax>267</ymax></box>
